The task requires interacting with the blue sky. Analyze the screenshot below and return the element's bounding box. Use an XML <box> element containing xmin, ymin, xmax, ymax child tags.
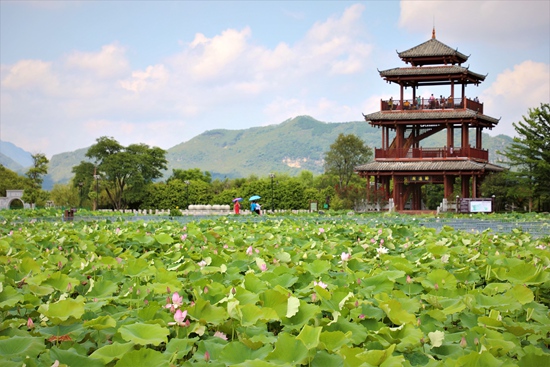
<box><xmin>1</xmin><ymin>0</ymin><xmax>549</xmax><ymax>159</ymax></box>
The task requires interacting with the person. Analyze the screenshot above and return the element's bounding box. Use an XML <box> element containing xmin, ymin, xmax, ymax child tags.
<box><xmin>440</xmin><ymin>95</ymin><xmax>446</xmax><ymax>109</ymax></box>
<box><xmin>255</xmin><ymin>202</ymin><xmax>262</xmax><ymax>215</ymax></box>
<box><xmin>250</xmin><ymin>201</ymin><xmax>256</xmax><ymax>214</ymax></box>
<box><xmin>416</xmin><ymin>96</ymin><xmax>422</xmax><ymax>109</ymax></box>
<box><xmin>234</xmin><ymin>200</ymin><xmax>240</xmax><ymax>214</ymax></box>
<box><xmin>474</xmin><ymin>96</ymin><xmax>479</xmax><ymax>102</ymax></box>
<box><xmin>388</xmin><ymin>97</ymin><xmax>393</xmax><ymax>110</ymax></box>
<box><xmin>429</xmin><ymin>94</ymin><xmax>435</xmax><ymax>109</ymax></box>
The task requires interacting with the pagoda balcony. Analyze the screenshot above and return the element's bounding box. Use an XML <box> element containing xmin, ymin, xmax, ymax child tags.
<box><xmin>381</xmin><ymin>97</ymin><xmax>483</xmax><ymax>114</ymax></box>
<box><xmin>374</xmin><ymin>146</ymin><xmax>489</xmax><ymax>162</ymax></box>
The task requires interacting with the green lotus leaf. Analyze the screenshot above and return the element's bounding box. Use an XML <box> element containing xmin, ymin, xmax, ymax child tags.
<box><xmin>424</xmin><ymin>269</ymin><xmax>457</xmax><ymax>290</ymax></box>
<box><xmin>379</xmin><ymin>299</ymin><xmax>416</xmax><ymax>325</ymax></box>
<box><xmin>154</xmin><ymin>233</ymin><xmax>174</xmax><ymax>245</ymax></box>
<box><xmin>27</xmin><ymin>283</ymin><xmax>55</xmax><ymax>297</ymax></box>
<box><xmin>41</xmin><ymin>271</ymin><xmax>79</xmax><ymax>292</ymax></box>
<box><xmin>319</xmin><ymin>330</ymin><xmax>352</xmax><ymax>352</ymax></box>
<box><xmin>518</xmin><ymin>345</ymin><xmax>550</xmax><ymax>366</ymax></box>
<box><xmin>274</xmin><ymin>251</ymin><xmax>292</xmax><ymax>263</ymax></box>
<box><xmin>165</xmin><ymin>337</ymin><xmax>198</xmax><ymax>360</ymax></box>
<box><xmin>243</xmin><ymin>273</ymin><xmax>268</xmax><ymax>293</ymax></box>
<box><xmin>0</xmin><ymin>286</ymin><xmax>24</xmax><ymax>309</ymax></box>
<box><xmin>493</xmin><ymin>263</ymin><xmax>549</xmax><ymax>284</ymax></box>
<box><xmin>20</xmin><ymin>256</ymin><xmax>41</xmax><ymax>274</ymax></box>
<box><xmin>283</xmin><ymin>302</ymin><xmax>321</xmax><ymax>330</ymax></box>
<box><xmin>240</xmin><ymin>303</ymin><xmax>264</xmax><ymax>326</ymax></box>
<box><xmin>118</xmin><ymin>323</ymin><xmax>169</xmax><ymax>346</ymax></box>
<box><xmin>189</xmin><ymin>298</ymin><xmax>228</xmax><ymax>325</ymax></box>
<box><xmin>0</xmin><ymin>239</ymin><xmax>9</xmax><ymax>255</ymax></box>
<box><xmin>0</xmin><ymin>336</ymin><xmax>45</xmax><ymax>359</ymax></box>
<box><xmin>325</xmin><ymin>319</ymin><xmax>367</xmax><ymax>345</ymax></box>
<box><xmin>427</xmin><ymin>330</ymin><xmax>445</xmax><ymax>348</ymax></box>
<box><xmin>338</xmin><ymin>345</ymin><xmax>370</xmax><ymax>367</ymax></box>
<box><xmin>311</xmin><ymin>350</ymin><xmax>345</xmax><ymax>367</ymax></box>
<box><xmin>357</xmin><ymin>344</ymin><xmax>398</xmax><ymax>366</ymax></box>
<box><xmin>231</xmin><ymin>360</ymin><xmax>281</xmax><ymax>367</ymax></box>
<box><xmin>304</xmin><ymin>259</ymin><xmax>332</xmax><ymax>276</ymax></box>
<box><xmin>50</xmin><ymin>347</ymin><xmax>104</xmax><ymax>367</ymax></box>
<box><xmin>218</xmin><ymin>342</ymin><xmax>272</xmax><ymax>364</ymax></box>
<box><xmin>88</xmin><ymin>342</ymin><xmax>135</xmax><ymax>364</ymax></box>
<box><xmin>38</xmin><ymin>296</ymin><xmax>85</xmax><ymax>322</ymax></box>
<box><xmin>455</xmin><ymin>350</ymin><xmax>505</xmax><ymax>366</ymax></box>
<box><xmin>296</xmin><ymin>324</ymin><xmax>322</xmax><ymax>349</ymax></box>
<box><xmin>266</xmin><ymin>332</ymin><xmax>309</xmax><ymax>365</ymax></box>
<box><xmin>123</xmin><ymin>258</ymin><xmax>154</xmax><ymax>277</ymax></box>
<box><xmin>507</xmin><ymin>284</ymin><xmax>534</xmax><ymax>304</ymax></box>
<box><xmin>86</xmin><ymin>279</ymin><xmax>118</xmax><ymax>298</ymax></box>
<box><xmin>83</xmin><ymin>315</ymin><xmax>117</xmax><ymax>330</ymax></box>
<box><xmin>259</xmin><ymin>289</ymin><xmax>288</xmax><ymax>318</ymax></box>
<box><xmin>286</xmin><ymin>296</ymin><xmax>300</xmax><ymax>318</ymax></box>
<box><xmin>235</xmin><ymin>287</ymin><xmax>260</xmax><ymax>305</ymax></box>
<box><xmin>112</xmin><ymin>347</ymin><xmax>168</xmax><ymax>367</ymax></box>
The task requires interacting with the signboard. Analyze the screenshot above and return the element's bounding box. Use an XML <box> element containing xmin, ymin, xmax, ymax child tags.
<box><xmin>469</xmin><ymin>200</ymin><xmax>492</xmax><ymax>213</ymax></box>
<box><xmin>310</xmin><ymin>201</ymin><xmax>318</xmax><ymax>212</ymax></box>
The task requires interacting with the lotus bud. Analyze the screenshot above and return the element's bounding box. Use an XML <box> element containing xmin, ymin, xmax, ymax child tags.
<box><xmin>27</xmin><ymin>318</ymin><xmax>34</xmax><ymax>329</ymax></box>
<box><xmin>204</xmin><ymin>351</ymin><xmax>210</xmax><ymax>362</ymax></box>
<box><xmin>460</xmin><ymin>336</ymin><xmax>467</xmax><ymax>348</ymax></box>
<box><xmin>407</xmin><ymin>275</ymin><xmax>412</xmax><ymax>284</ymax></box>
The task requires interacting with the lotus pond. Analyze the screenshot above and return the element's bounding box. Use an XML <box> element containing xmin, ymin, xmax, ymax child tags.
<box><xmin>0</xmin><ymin>212</ymin><xmax>549</xmax><ymax>366</ymax></box>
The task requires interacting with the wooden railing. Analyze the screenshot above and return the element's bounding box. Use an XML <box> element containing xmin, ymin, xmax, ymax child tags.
<box><xmin>381</xmin><ymin>97</ymin><xmax>483</xmax><ymax>114</ymax></box>
<box><xmin>375</xmin><ymin>146</ymin><xmax>488</xmax><ymax>161</ymax></box>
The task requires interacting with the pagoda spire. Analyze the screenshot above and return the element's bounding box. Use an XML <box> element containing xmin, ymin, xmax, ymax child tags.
<box><xmin>432</xmin><ymin>27</ymin><xmax>436</xmax><ymax>39</ymax></box>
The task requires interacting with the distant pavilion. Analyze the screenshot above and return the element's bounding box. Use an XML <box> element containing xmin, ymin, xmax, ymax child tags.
<box><xmin>356</xmin><ymin>29</ymin><xmax>504</xmax><ymax>211</ymax></box>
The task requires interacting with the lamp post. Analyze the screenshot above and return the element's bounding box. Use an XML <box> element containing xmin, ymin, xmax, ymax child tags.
<box><xmin>456</xmin><ymin>195</ymin><xmax>460</xmax><ymax>213</ymax></box>
<box><xmin>184</xmin><ymin>180</ymin><xmax>190</xmax><ymax>209</ymax></box>
<box><xmin>93</xmin><ymin>167</ymin><xmax>100</xmax><ymax>211</ymax></box>
<box><xmin>78</xmin><ymin>182</ymin><xmax>83</xmax><ymax>208</ymax></box>
<box><xmin>269</xmin><ymin>173</ymin><xmax>275</xmax><ymax>214</ymax></box>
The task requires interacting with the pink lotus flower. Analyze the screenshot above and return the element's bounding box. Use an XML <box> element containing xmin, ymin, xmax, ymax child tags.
<box><xmin>27</xmin><ymin>318</ymin><xmax>34</xmax><ymax>329</ymax></box>
<box><xmin>319</xmin><ymin>228</ymin><xmax>325</xmax><ymax>233</ymax></box>
<box><xmin>260</xmin><ymin>263</ymin><xmax>267</xmax><ymax>272</ymax></box>
<box><xmin>214</xmin><ymin>331</ymin><xmax>228</xmax><ymax>340</ymax></box>
<box><xmin>314</xmin><ymin>280</ymin><xmax>328</xmax><ymax>289</ymax></box>
<box><xmin>407</xmin><ymin>275</ymin><xmax>412</xmax><ymax>284</ymax></box>
<box><xmin>341</xmin><ymin>252</ymin><xmax>351</xmax><ymax>261</ymax></box>
<box><xmin>166</xmin><ymin>292</ymin><xmax>183</xmax><ymax>310</ymax></box>
<box><xmin>168</xmin><ymin>309</ymin><xmax>188</xmax><ymax>326</ymax></box>
<box><xmin>246</xmin><ymin>246</ymin><xmax>253</xmax><ymax>255</ymax></box>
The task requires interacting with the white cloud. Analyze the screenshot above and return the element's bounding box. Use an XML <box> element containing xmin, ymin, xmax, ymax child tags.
<box><xmin>65</xmin><ymin>44</ymin><xmax>129</xmax><ymax>78</ymax></box>
<box><xmin>483</xmin><ymin>60</ymin><xmax>550</xmax><ymax>136</ymax></box>
<box><xmin>1</xmin><ymin>59</ymin><xmax>59</xmax><ymax>93</ymax></box>
<box><xmin>399</xmin><ymin>0</ymin><xmax>549</xmax><ymax>47</ymax></box>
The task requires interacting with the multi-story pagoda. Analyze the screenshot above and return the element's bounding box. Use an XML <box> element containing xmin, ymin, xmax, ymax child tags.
<box><xmin>356</xmin><ymin>29</ymin><xmax>504</xmax><ymax>211</ymax></box>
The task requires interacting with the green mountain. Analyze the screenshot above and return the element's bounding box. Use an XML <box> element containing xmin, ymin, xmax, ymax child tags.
<box><xmin>42</xmin><ymin>115</ymin><xmax>513</xmax><ymax>188</ymax></box>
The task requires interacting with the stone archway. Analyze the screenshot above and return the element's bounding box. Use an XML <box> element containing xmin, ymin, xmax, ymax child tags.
<box><xmin>0</xmin><ymin>190</ymin><xmax>29</xmax><ymax>210</ymax></box>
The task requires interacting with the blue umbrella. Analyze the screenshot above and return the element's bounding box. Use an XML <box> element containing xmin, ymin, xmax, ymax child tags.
<box><xmin>249</xmin><ymin>195</ymin><xmax>261</xmax><ymax>201</ymax></box>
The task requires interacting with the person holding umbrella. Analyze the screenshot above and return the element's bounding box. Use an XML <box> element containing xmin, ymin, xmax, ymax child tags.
<box><xmin>232</xmin><ymin>198</ymin><xmax>242</xmax><ymax>214</ymax></box>
<box><xmin>249</xmin><ymin>195</ymin><xmax>261</xmax><ymax>215</ymax></box>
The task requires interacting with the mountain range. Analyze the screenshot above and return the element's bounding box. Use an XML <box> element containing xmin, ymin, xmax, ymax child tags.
<box><xmin>2</xmin><ymin>116</ymin><xmax>513</xmax><ymax>190</ymax></box>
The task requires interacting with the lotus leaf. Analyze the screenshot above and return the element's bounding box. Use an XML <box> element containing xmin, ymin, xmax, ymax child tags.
<box><xmin>88</xmin><ymin>342</ymin><xmax>135</xmax><ymax>364</ymax></box>
<box><xmin>118</xmin><ymin>323</ymin><xmax>169</xmax><ymax>346</ymax></box>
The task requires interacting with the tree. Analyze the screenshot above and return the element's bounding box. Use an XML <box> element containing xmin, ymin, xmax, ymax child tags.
<box><xmin>22</xmin><ymin>153</ymin><xmax>49</xmax><ymax>207</ymax></box>
<box><xmin>324</xmin><ymin>133</ymin><xmax>373</xmax><ymax>190</ymax></box>
<box><xmin>500</xmin><ymin>103</ymin><xmax>550</xmax><ymax>211</ymax></box>
<box><xmin>77</xmin><ymin>137</ymin><xmax>168</xmax><ymax>210</ymax></box>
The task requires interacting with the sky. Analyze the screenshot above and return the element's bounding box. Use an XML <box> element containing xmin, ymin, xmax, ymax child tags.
<box><xmin>1</xmin><ymin>0</ymin><xmax>549</xmax><ymax>159</ymax></box>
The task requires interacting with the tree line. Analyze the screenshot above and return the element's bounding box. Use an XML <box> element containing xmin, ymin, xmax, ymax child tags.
<box><xmin>1</xmin><ymin>103</ymin><xmax>548</xmax><ymax>212</ymax></box>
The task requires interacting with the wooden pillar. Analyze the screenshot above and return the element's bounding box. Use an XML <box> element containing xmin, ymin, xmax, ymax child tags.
<box><xmin>476</xmin><ymin>127</ymin><xmax>482</xmax><ymax>149</ymax></box>
<box><xmin>447</xmin><ymin>124</ymin><xmax>454</xmax><ymax>152</ymax></box>
<box><xmin>444</xmin><ymin>175</ymin><xmax>455</xmax><ymax>198</ymax></box>
<box><xmin>462</xmin><ymin>124</ymin><xmax>469</xmax><ymax>151</ymax></box>
<box><xmin>461</xmin><ymin>175</ymin><xmax>470</xmax><ymax>198</ymax></box>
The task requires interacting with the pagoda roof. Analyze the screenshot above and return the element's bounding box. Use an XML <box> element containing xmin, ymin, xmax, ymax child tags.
<box><xmin>398</xmin><ymin>36</ymin><xmax>469</xmax><ymax>66</ymax></box>
<box><xmin>355</xmin><ymin>160</ymin><xmax>505</xmax><ymax>173</ymax></box>
<box><xmin>379</xmin><ymin>65</ymin><xmax>486</xmax><ymax>86</ymax></box>
<box><xmin>363</xmin><ymin>109</ymin><xmax>500</xmax><ymax>128</ymax></box>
